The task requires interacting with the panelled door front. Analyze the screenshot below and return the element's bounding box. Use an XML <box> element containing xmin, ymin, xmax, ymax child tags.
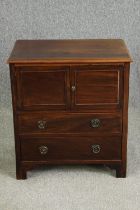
<box><xmin>71</xmin><ymin>65</ymin><xmax>123</xmax><ymax>111</ymax></box>
<box><xmin>15</xmin><ymin>66</ymin><xmax>70</xmax><ymax>110</ymax></box>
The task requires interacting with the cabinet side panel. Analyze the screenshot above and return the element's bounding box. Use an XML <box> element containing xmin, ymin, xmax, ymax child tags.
<box><xmin>122</xmin><ymin>63</ymin><xmax>130</xmax><ymax>175</ymax></box>
<box><xmin>9</xmin><ymin>64</ymin><xmax>21</xmax><ymax>179</ymax></box>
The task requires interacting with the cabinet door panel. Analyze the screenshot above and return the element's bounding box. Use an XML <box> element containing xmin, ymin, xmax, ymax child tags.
<box><xmin>16</xmin><ymin>66</ymin><xmax>70</xmax><ymax>110</ymax></box>
<box><xmin>72</xmin><ymin>65</ymin><xmax>123</xmax><ymax>110</ymax></box>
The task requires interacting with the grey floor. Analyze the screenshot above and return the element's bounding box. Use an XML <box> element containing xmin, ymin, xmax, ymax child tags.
<box><xmin>0</xmin><ymin>107</ymin><xmax>140</xmax><ymax>210</ymax></box>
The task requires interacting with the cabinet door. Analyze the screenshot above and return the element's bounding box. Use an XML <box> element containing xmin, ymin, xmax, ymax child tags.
<box><xmin>15</xmin><ymin>66</ymin><xmax>70</xmax><ymax>110</ymax></box>
<box><xmin>71</xmin><ymin>65</ymin><xmax>123</xmax><ymax>111</ymax></box>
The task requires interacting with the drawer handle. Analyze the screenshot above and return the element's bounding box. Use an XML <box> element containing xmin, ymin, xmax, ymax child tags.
<box><xmin>39</xmin><ymin>146</ymin><xmax>48</xmax><ymax>155</ymax></box>
<box><xmin>92</xmin><ymin>144</ymin><xmax>101</xmax><ymax>154</ymax></box>
<box><xmin>37</xmin><ymin>120</ymin><xmax>47</xmax><ymax>129</ymax></box>
<box><xmin>91</xmin><ymin>119</ymin><xmax>100</xmax><ymax>128</ymax></box>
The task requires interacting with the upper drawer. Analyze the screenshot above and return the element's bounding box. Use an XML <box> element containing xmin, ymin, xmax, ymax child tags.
<box><xmin>14</xmin><ymin>66</ymin><xmax>70</xmax><ymax>110</ymax></box>
<box><xmin>17</xmin><ymin>112</ymin><xmax>122</xmax><ymax>135</ymax></box>
<box><xmin>71</xmin><ymin>64</ymin><xmax>124</xmax><ymax>111</ymax></box>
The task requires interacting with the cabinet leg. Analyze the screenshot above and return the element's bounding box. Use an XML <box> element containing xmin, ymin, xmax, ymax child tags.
<box><xmin>16</xmin><ymin>167</ymin><xmax>27</xmax><ymax>180</ymax></box>
<box><xmin>116</xmin><ymin>165</ymin><xmax>126</xmax><ymax>178</ymax></box>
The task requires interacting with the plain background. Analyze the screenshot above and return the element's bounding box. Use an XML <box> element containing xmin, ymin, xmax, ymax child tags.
<box><xmin>0</xmin><ymin>1</ymin><xmax>140</xmax><ymax>210</ymax></box>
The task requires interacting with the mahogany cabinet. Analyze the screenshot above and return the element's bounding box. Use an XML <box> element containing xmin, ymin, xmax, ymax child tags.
<box><xmin>8</xmin><ymin>39</ymin><xmax>132</xmax><ymax>179</ymax></box>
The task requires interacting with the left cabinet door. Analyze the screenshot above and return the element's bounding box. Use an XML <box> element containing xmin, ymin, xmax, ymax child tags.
<box><xmin>15</xmin><ymin>66</ymin><xmax>70</xmax><ymax>110</ymax></box>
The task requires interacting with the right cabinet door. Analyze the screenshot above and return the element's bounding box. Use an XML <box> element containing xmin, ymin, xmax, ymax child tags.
<box><xmin>72</xmin><ymin>65</ymin><xmax>123</xmax><ymax>111</ymax></box>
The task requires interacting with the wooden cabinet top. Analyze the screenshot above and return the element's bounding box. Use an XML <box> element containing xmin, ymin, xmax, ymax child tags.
<box><xmin>8</xmin><ymin>39</ymin><xmax>132</xmax><ymax>64</ymax></box>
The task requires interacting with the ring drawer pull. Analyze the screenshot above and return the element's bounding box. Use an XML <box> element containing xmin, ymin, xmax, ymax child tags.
<box><xmin>37</xmin><ymin>120</ymin><xmax>47</xmax><ymax>129</ymax></box>
<box><xmin>92</xmin><ymin>144</ymin><xmax>101</xmax><ymax>154</ymax></box>
<box><xmin>39</xmin><ymin>146</ymin><xmax>48</xmax><ymax>155</ymax></box>
<box><xmin>90</xmin><ymin>119</ymin><xmax>100</xmax><ymax>128</ymax></box>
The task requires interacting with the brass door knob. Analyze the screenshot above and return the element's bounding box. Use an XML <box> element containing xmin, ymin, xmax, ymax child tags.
<box><xmin>39</xmin><ymin>146</ymin><xmax>48</xmax><ymax>155</ymax></box>
<box><xmin>71</xmin><ymin>85</ymin><xmax>76</xmax><ymax>92</ymax></box>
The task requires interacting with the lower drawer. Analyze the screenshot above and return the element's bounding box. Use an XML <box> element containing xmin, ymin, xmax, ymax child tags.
<box><xmin>20</xmin><ymin>136</ymin><xmax>121</xmax><ymax>161</ymax></box>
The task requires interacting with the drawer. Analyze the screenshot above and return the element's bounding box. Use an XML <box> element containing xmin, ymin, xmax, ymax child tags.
<box><xmin>20</xmin><ymin>136</ymin><xmax>121</xmax><ymax>161</ymax></box>
<box><xmin>18</xmin><ymin>112</ymin><xmax>122</xmax><ymax>135</ymax></box>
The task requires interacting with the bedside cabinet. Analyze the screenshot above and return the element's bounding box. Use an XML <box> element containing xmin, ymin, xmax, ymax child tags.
<box><xmin>8</xmin><ymin>39</ymin><xmax>132</xmax><ymax>179</ymax></box>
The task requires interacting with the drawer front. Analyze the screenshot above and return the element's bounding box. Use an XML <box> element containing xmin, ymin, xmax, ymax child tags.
<box><xmin>15</xmin><ymin>66</ymin><xmax>70</xmax><ymax>110</ymax></box>
<box><xmin>71</xmin><ymin>65</ymin><xmax>123</xmax><ymax>111</ymax></box>
<box><xmin>20</xmin><ymin>136</ymin><xmax>121</xmax><ymax>161</ymax></box>
<box><xmin>18</xmin><ymin>112</ymin><xmax>122</xmax><ymax>135</ymax></box>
